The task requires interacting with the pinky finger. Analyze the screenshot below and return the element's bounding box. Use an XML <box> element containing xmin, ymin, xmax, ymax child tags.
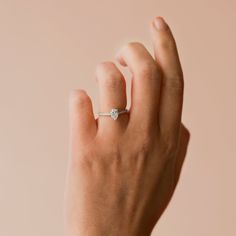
<box><xmin>69</xmin><ymin>89</ymin><xmax>97</xmax><ymax>156</ymax></box>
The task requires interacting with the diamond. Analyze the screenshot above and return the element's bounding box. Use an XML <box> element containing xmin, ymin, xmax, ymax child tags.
<box><xmin>110</xmin><ymin>109</ymin><xmax>119</xmax><ymax>120</ymax></box>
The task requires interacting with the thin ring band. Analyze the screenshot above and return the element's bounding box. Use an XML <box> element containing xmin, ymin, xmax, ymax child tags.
<box><xmin>97</xmin><ymin>108</ymin><xmax>128</xmax><ymax>120</ymax></box>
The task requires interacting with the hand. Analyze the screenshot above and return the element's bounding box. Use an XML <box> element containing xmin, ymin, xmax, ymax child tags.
<box><xmin>64</xmin><ymin>16</ymin><xmax>190</xmax><ymax>236</ymax></box>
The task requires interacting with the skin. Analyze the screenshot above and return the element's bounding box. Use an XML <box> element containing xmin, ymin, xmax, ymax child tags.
<box><xmin>64</xmin><ymin>16</ymin><xmax>190</xmax><ymax>236</ymax></box>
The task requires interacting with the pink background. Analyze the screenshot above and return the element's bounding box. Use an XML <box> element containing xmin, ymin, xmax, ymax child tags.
<box><xmin>0</xmin><ymin>0</ymin><xmax>235</xmax><ymax>235</ymax></box>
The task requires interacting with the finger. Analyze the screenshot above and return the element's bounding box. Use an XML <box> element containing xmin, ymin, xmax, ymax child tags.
<box><xmin>116</xmin><ymin>42</ymin><xmax>162</xmax><ymax>132</ymax></box>
<box><xmin>96</xmin><ymin>61</ymin><xmax>128</xmax><ymax>134</ymax></box>
<box><xmin>69</xmin><ymin>89</ymin><xmax>97</xmax><ymax>155</ymax></box>
<box><xmin>150</xmin><ymin>16</ymin><xmax>184</xmax><ymax>140</ymax></box>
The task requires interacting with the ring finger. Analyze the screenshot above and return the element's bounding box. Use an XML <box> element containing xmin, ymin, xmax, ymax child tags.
<box><xmin>96</xmin><ymin>61</ymin><xmax>128</xmax><ymax>135</ymax></box>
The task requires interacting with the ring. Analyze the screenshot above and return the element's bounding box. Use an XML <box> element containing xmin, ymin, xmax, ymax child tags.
<box><xmin>97</xmin><ymin>108</ymin><xmax>128</xmax><ymax>120</ymax></box>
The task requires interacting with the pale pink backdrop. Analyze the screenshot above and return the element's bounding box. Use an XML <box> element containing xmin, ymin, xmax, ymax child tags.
<box><xmin>0</xmin><ymin>0</ymin><xmax>235</xmax><ymax>235</ymax></box>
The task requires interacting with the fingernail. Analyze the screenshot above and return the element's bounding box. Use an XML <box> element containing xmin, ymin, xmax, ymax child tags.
<box><xmin>154</xmin><ymin>17</ymin><xmax>168</xmax><ymax>31</ymax></box>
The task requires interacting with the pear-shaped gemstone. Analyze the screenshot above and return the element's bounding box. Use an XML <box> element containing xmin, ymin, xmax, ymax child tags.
<box><xmin>110</xmin><ymin>109</ymin><xmax>119</xmax><ymax>120</ymax></box>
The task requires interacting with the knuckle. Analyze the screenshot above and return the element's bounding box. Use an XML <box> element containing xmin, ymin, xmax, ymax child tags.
<box><xmin>71</xmin><ymin>149</ymin><xmax>95</xmax><ymax>170</ymax></box>
<box><xmin>123</xmin><ymin>42</ymin><xmax>161</xmax><ymax>81</ymax></box>
<box><xmin>102</xmin><ymin>73</ymin><xmax>123</xmax><ymax>89</ymax></box>
<box><xmin>165</xmin><ymin>74</ymin><xmax>184</xmax><ymax>91</ymax></box>
<box><xmin>159</xmin><ymin>38</ymin><xmax>177</xmax><ymax>51</ymax></box>
<box><xmin>109</xmin><ymin>75</ymin><xmax>123</xmax><ymax>89</ymax></box>
<box><xmin>78</xmin><ymin>145</ymin><xmax>121</xmax><ymax>169</ymax></box>
<box><xmin>71</xmin><ymin>152</ymin><xmax>89</xmax><ymax>167</ymax></box>
<box><xmin>161</xmin><ymin>136</ymin><xmax>178</xmax><ymax>158</ymax></box>
<box><xmin>138</xmin><ymin>62</ymin><xmax>159</xmax><ymax>79</ymax></box>
<box><xmin>137</xmin><ymin>133</ymin><xmax>154</xmax><ymax>155</ymax></box>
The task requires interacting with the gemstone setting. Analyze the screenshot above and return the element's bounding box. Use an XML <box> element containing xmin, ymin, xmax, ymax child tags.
<box><xmin>110</xmin><ymin>109</ymin><xmax>119</xmax><ymax>120</ymax></box>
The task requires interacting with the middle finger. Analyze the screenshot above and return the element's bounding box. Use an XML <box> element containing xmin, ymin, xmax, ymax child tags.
<box><xmin>117</xmin><ymin>42</ymin><xmax>163</xmax><ymax>132</ymax></box>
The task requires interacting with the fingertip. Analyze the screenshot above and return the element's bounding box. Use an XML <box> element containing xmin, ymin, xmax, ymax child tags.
<box><xmin>70</xmin><ymin>88</ymin><xmax>87</xmax><ymax>98</ymax></box>
<box><xmin>69</xmin><ymin>89</ymin><xmax>95</xmax><ymax>122</ymax></box>
<box><xmin>69</xmin><ymin>89</ymin><xmax>89</xmax><ymax>108</ymax></box>
<box><xmin>153</xmin><ymin>16</ymin><xmax>169</xmax><ymax>31</ymax></box>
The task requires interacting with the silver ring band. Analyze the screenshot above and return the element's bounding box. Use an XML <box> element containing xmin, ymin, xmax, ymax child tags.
<box><xmin>97</xmin><ymin>108</ymin><xmax>128</xmax><ymax>120</ymax></box>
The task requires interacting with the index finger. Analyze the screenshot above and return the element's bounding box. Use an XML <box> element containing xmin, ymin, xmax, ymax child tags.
<box><xmin>150</xmin><ymin>17</ymin><xmax>184</xmax><ymax>144</ymax></box>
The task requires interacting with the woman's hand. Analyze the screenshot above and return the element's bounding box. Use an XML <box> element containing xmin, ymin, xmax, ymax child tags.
<box><xmin>65</xmin><ymin>17</ymin><xmax>190</xmax><ymax>236</ymax></box>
